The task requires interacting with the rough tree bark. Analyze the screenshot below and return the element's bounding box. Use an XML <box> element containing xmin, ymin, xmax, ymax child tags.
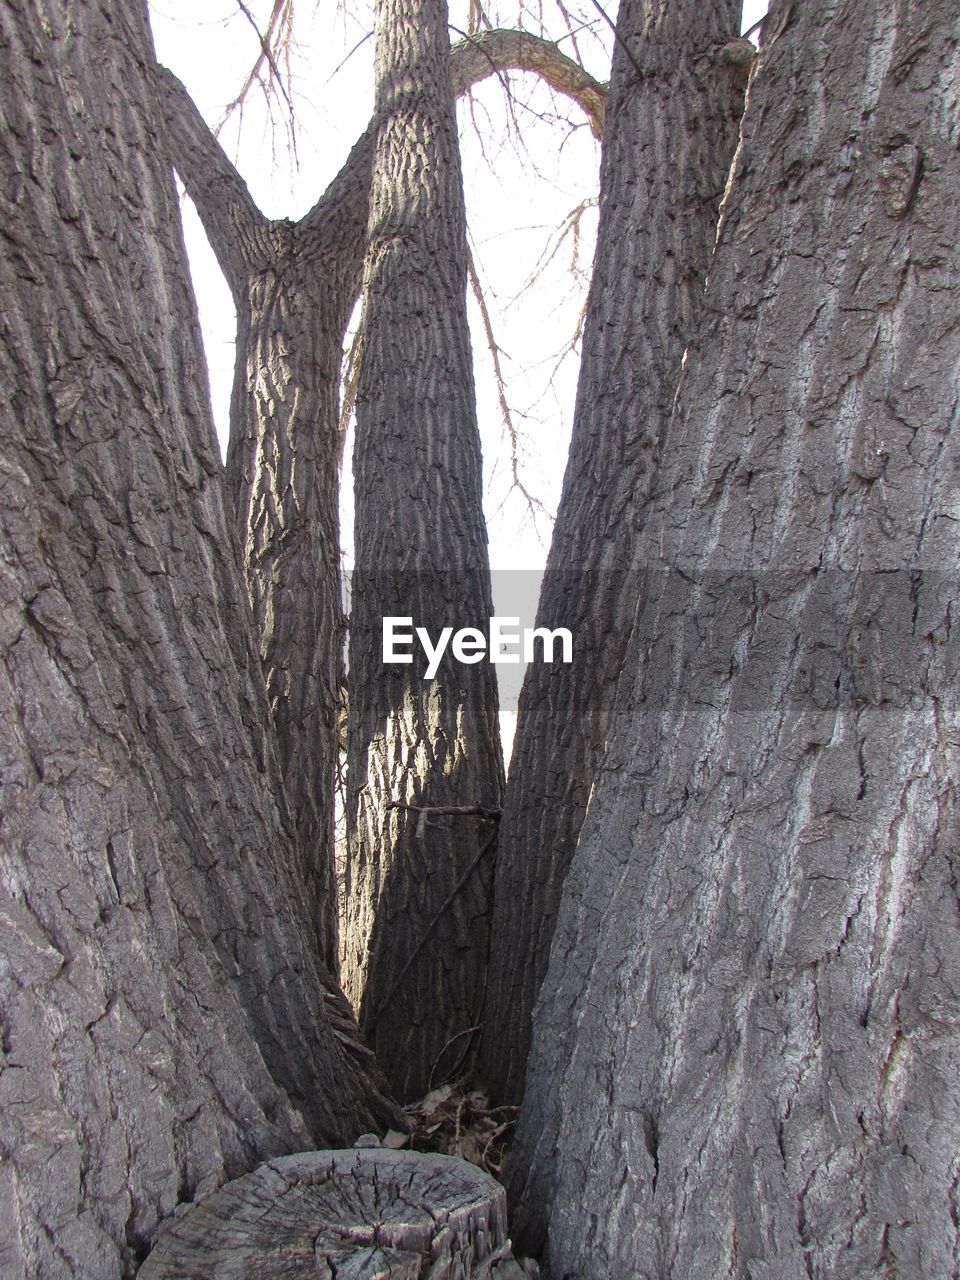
<box><xmin>341</xmin><ymin>0</ymin><xmax>504</xmax><ymax>1102</ymax></box>
<box><xmin>449</xmin><ymin>28</ymin><xmax>605</xmax><ymax>138</ymax></box>
<box><xmin>157</xmin><ymin>33</ymin><xmax>605</xmax><ymax>971</ymax></box>
<box><xmin>480</xmin><ymin>0</ymin><xmax>750</xmax><ymax>1103</ymax></box>
<box><xmin>0</xmin><ymin>3</ymin><xmax>394</xmax><ymax>1277</ymax></box>
<box><xmin>509</xmin><ymin>1</ymin><xmax>960</xmax><ymax>1275</ymax></box>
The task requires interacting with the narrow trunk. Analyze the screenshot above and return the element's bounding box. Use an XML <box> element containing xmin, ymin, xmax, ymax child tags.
<box><xmin>0</xmin><ymin>4</ymin><xmax>391</xmax><ymax>1276</ymax></box>
<box><xmin>156</xmin><ymin>75</ymin><xmax>375</xmax><ymax>966</ymax></box>
<box><xmin>343</xmin><ymin>0</ymin><xmax>504</xmax><ymax>1101</ymax></box>
<box><xmin>510</xmin><ymin>1</ymin><xmax>960</xmax><ymax>1275</ymax></box>
<box><xmin>225</xmin><ymin>241</ymin><xmax>357</xmax><ymax>968</ymax></box>
<box><xmin>481</xmin><ymin>0</ymin><xmax>748</xmax><ymax>1103</ymax></box>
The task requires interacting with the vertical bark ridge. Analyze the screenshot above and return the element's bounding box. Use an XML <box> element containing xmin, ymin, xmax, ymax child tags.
<box><xmin>342</xmin><ymin>0</ymin><xmax>505</xmax><ymax>1101</ymax></box>
<box><xmin>481</xmin><ymin>0</ymin><xmax>748</xmax><ymax>1104</ymax></box>
<box><xmin>510</xmin><ymin>1</ymin><xmax>960</xmax><ymax>1274</ymax></box>
<box><xmin>224</xmin><ymin>238</ymin><xmax>351</xmax><ymax>967</ymax></box>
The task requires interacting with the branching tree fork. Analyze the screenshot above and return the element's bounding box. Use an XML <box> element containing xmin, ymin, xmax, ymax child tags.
<box><xmin>157</xmin><ymin>26</ymin><xmax>606</xmax><ymax>976</ymax></box>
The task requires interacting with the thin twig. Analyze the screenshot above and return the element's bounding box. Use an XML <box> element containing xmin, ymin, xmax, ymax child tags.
<box><xmin>467</xmin><ymin>249</ymin><xmax>549</xmax><ymax>524</ymax></box>
<box><xmin>327</xmin><ymin>30</ymin><xmax>373</xmax><ymax>84</ymax></box>
<box><xmin>218</xmin><ymin>0</ymin><xmax>298</xmax><ymax>161</ymax></box>
<box><xmin>586</xmin><ymin>0</ymin><xmax>644</xmax><ymax>79</ymax></box>
<box><xmin>339</xmin><ymin>322</ymin><xmax>364</xmax><ymax>448</ymax></box>
<box><xmin>742</xmin><ymin>14</ymin><xmax>765</xmax><ymax>42</ymax></box>
<box><xmin>553</xmin><ymin>0</ymin><xmax>586</xmax><ymax>68</ymax></box>
<box><xmin>386</xmin><ymin>801</ymin><xmax>502</xmax><ymax>820</ymax></box>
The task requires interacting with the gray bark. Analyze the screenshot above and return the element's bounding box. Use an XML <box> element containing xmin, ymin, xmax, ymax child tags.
<box><xmin>509</xmin><ymin>1</ymin><xmax>960</xmax><ymax>1275</ymax></box>
<box><xmin>138</xmin><ymin>1147</ymin><xmax>531</xmax><ymax>1278</ymax></box>
<box><xmin>480</xmin><ymin>0</ymin><xmax>749</xmax><ymax>1104</ymax></box>
<box><xmin>157</xmin><ymin>70</ymin><xmax>366</xmax><ymax>968</ymax></box>
<box><xmin>341</xmin><ymin>0</ymin><xmax>505</xmax><ymax>1102</ymax></box>
<box><xmin>448</xmin><ymin>29</ymin><xmax>606</xmax><ymax>138</ymax></box>
<box><xmin>157</xmin><ymin>35</ymin><xmax>605</xmax><ymax>972</ymax></box>
<box><xmin>0</xmin><ymin>3</ymin><xmax>394</xmax><ymax>1277</ymax></box>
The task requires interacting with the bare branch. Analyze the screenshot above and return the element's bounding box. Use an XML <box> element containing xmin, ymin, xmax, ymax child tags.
<box><xmin>467</xmin><ymin>0</ymin><xmax>493</xmax><ymax>35</ymax></box>
<box><xmin>585</xmin><ymin>0</ymin><xmax>645</xmax><ymax>82</ymax></box>
<box><xmin>553</xmin><ymin>0</ymin><xmax>588</xmax><ymax>68</ymax></box>
<box><xmin>339</xmin><ymin>322</ymin><xmax>364</xmax><ymax>448</ymax></box>
<box><xmin>512</xmin><ymin>196</ymin><xmax>597</xmax><ymax>300</ymax></box>
<box><xmin>155</xmin><ymin>66</ymin><xmax>267</xmax><ymax>295</ymax></box>
<box><xmin>467</xmin><ymin>250</ymin><xmax>551</xmax><ymax>531</ymax></box>
<box><xmin>450</xmin><ymin>28</ymin><xmax>606</xmax><ymax>138</ymax></box>
<box><xmin>300</xmin><ymin>26</ymin><xmax>605</xmax><ymax>285</ymax></box>
<box><xmin>218</xmin><ymin>0</ymin><xmax>298</xmax><ymax>147</ymax></box>
<box><xmin>327</xmin><ymin>31</ymin><xmax>374</xmax><ymax>85</ymax></box>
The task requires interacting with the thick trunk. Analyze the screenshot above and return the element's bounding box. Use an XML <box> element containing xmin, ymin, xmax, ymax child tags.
<box><xmin>0</xmin><ymin>4</ymin><xmax>392</xmax><ymax>1277</ymax></box>
<box><xmin>157</xmin><ymin>39</ymin><xmax>604</xmax><ymax>969</ymax></box>
<box><xmin>342</xmin><ymin>0</ymin><xmax>504</xmax><ymax>1101</ymax></box>
<box><xmin>509</xmin><ymin>1</ymin><xmax>960</xmax><ymax>1275</ymax></box>
<box><xmin>480</xmin><ymin>0</ymin><xmax>748</xmax><ymax>1103</ymax></box>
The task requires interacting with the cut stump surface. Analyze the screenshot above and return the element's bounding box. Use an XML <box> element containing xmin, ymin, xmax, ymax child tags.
<box><xmin>137</xmin><ymin>1148</ymin><xmax>529</xmax><ymax>1278</ymax></box>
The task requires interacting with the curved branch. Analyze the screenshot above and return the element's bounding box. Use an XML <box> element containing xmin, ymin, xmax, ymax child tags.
<box><xmin>450</xmin><ymin>28</ymin><xmax>606</xmax><ymax>138</ymax></box>
<box><xmin>155</xmin><ymin>66</ymin><xmax>268</xmax><ymax>296</ymax></box>
<box><xmin>159</xmin><ymin>28</ymin><xmax>605</xmax><ymax>293</ymax></box>
<box><xmin>300</xmin><ymin>28</ymin><xmax>606</xmax><ymax>259</ymax></box>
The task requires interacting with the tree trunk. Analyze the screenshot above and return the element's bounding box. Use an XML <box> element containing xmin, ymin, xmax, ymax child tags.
<box><xmin>509</xmin><ymin>1</ymin><xmax>960</xmax><ymax>1275</ymax></box>
<box><xmin>480</xmin><ymin>0</ymin><xmax>749</xmax><ymax>1103</ymax></box>
<box><xmin>156</xmin><ymin>75</ymin><xmax>375</xmax><ymax>968</ymax></box>
<box><xmin>157</xmin><ymin>38</ymin><xmax>605</xmax><ymax>972</ymax></box>
<box><xmin>0</xmin><ymin>4</ymin><xmax>393</xmax><ymax>1277</ymax></box>
<box><xmin>342</xmin><ymin>0</ymin><xmax>505</xmax><ymax>1102</ymax></box>
<box><xmin>226</xmin><ymin>239</ymin><xmax>358</xmax><ymax>970</ymax></box>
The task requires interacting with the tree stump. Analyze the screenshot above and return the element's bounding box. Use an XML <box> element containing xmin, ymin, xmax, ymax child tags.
<box><xmin>137</xmin><ymin>1148</ymin><xmax>532</xmax><ymax>1278</ymax></box>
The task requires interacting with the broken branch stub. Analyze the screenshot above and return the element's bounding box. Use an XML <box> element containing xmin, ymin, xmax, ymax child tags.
<box><xmin>138</xmin><ymin>1148</ymin><xmax>532</xmax><ymax>1278</ymax></box>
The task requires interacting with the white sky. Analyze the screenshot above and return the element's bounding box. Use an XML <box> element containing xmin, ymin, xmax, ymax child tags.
<box><xmin>149</xmin><ymin>0</ymin><xmax>768</xmax><ymax>749</ymax></box>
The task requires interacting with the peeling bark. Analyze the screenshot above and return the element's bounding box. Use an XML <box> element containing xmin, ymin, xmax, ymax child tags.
<box><xmin>509</xmin><ymin>1</ymin><xmax>960</xmax><ymax>1275</ymax></box>
<box><xmin>481</xmin><ymin>0</ymin><xmax>748</xmax><ymax>1104</ymax></box>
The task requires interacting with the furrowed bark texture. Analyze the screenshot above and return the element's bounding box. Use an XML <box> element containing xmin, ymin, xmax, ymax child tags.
<box><xmin>0</xmin><ymin>4</ymin><xmax>393</xmax><ymax>1277</ymax></box>
<box><xmin>343</xmin><ymin>0</ymin><xmax>505</xmax><ymax>1101</ymax></box>
<box><xmin>157</xmin><ymin>69</ymin><xmax>367</xmax><ymax>966</ymax></box>
<box><xmin>480</xmin><ymin>0</ymin><xmax>748</xmax><ymax>1104</ymax></box>
<box><xmin>158</xmin><ymin>34</ymin><xmax>602</xmax><ymax>968</ymax></box>
<box><xmin>510</xmin><ymin>1</ymin><xmax>960</xmax><ymax>1275</ymax></box>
